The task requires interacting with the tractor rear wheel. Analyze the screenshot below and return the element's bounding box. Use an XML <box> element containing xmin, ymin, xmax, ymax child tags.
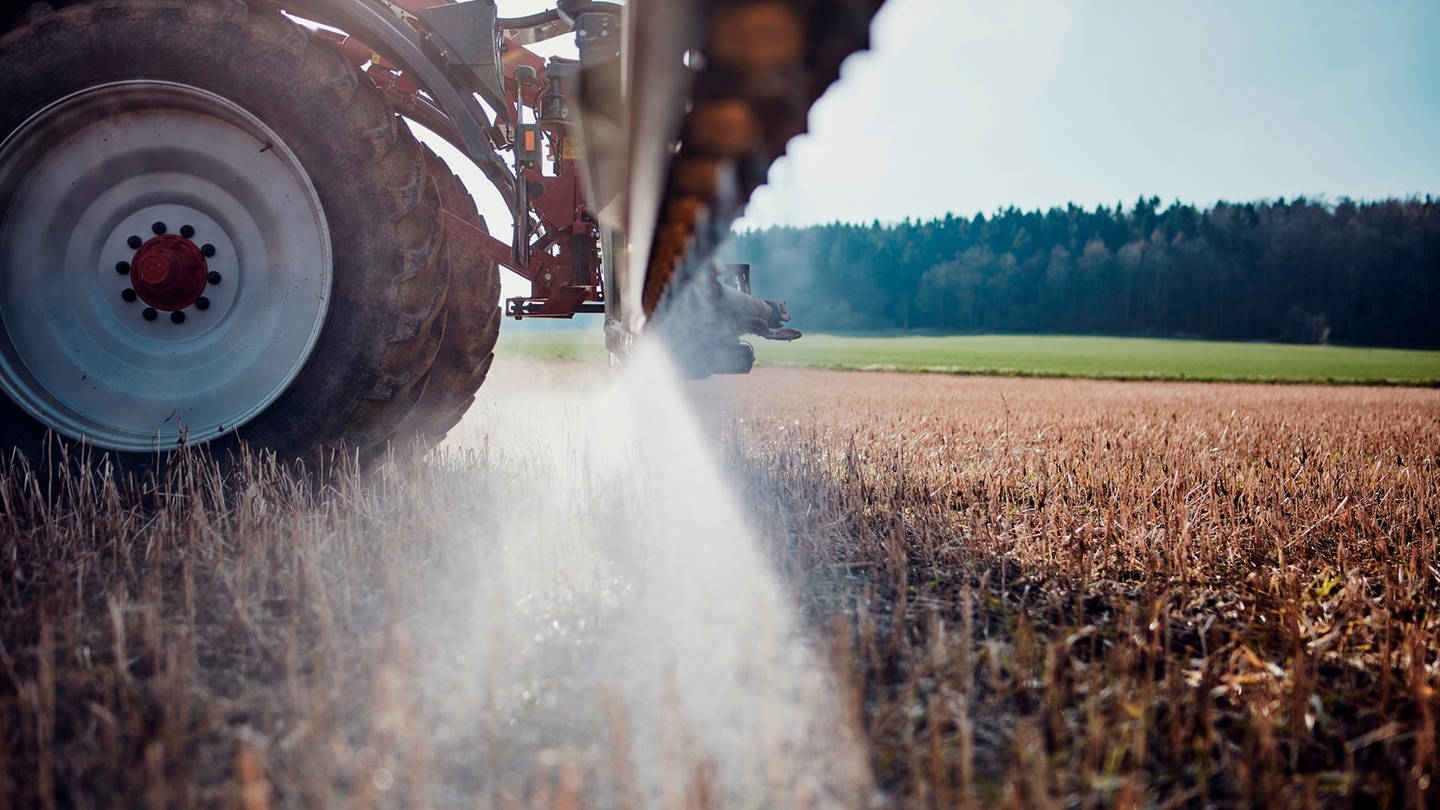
<box><xmin>388</xmin><ymin>146</ymin><xmax>502</xmax><ymax>446</ymax></box>
<box><xmin>0</xmin><ymin>0</ymin><xmax>447</xmax><ymax>467</ymax></box>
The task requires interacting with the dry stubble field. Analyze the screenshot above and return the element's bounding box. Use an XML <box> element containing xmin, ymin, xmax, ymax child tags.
<box><xmin>723</xmin><ymin>368</ymin><xmax>1440</xmax><ymax>808</ymax></box>
<box><xmin>0</xmin><ymin>359</ymin><xmax>1437</xmax><ymax>808</ymax></box>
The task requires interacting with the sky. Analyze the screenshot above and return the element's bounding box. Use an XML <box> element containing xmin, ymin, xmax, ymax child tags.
<box><xmin>738</xmin><ymin>0</ymin><xmax>1440</xmax><ymax>227</ymax></box>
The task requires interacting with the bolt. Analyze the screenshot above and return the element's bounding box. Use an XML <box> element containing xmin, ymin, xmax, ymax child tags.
<box><xmin>195</xmin><ymin>296</ymin><xmax>210</xmax><ymax>311</ymax></box>
<box><xmin>142</xmin><ymin>307</ymin><xmax>158</xmax><ymax>321</ymax></box>
<box><xmin>127</xmin><ymin>235</ymin><xmax>143</xmax><ymax>250</ymax></box>
<box><xmin>171</xmin><ymin>310</ymin><xmax>186</xmax><ymax>324</ymax></box>
<box><xmin>207</xmin><ymin>270</ymin><xmax>222</xmax><ymax>285</ymax></box>
<box><xmin>180</xmin><ymin>224</ymin><xmax>195</xmax><ymax>239</ymax></box>
<box><xmin>121</xmin><ymin>289</ymin><xmax>137</xmax><ymax>303</ymax></box>
<box><xmin>200</xmin><ymin>244</ymin><xmax>216</xmax><ymax>258</ymax></box>
<box><xmin>115</xmin><ymin>261</ymin><xmax>131</xmax><ymax>275</ymax></box>
<box><xmin>151</xmin><ymin>221</ymin><xmax>167</xmax><ymax>235</ymax></box>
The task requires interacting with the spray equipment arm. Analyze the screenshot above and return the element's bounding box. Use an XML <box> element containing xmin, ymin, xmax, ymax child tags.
<box><xmin>500</xmin><ymin>2</ymin><xmax>622</xmax><ymax>44</ymax></box>
<box><xmin>714</xmin><ymin>263</ymin><xmax>800</xmax><ymax>342</ymax></box>
<box><xmin>717</xmin><ymin>286</ymin><xmax>801</xmax><ymax>342</ymax></box>
<box><xmin>498</xmin><ymin>8</ymin><xmax>568</xmax><ymax>44</ymax></box>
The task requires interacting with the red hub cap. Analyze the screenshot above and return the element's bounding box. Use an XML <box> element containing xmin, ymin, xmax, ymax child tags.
<box><xmin>129</xmin><ymin>235</ymin><xmax>208</xmax><ymax>311</ymax></box>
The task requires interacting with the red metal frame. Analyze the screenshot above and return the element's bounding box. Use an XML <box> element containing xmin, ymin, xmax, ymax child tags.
<box><xmin>322</xmin><ymin>4</ymin><xmax>602</xmax><ymax>319</ymax></box>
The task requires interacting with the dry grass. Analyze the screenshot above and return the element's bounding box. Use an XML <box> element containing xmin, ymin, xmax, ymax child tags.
<box><xmin>722</xmin><ymin>370</ymin><xmax>1440</xmax><ymax>808</ymax></box>
<box><xmin>0</xmin><ymin>447</ymin><xmax>463</xmax><ymax>808</ymax></box>
<box><xmin>0</xmin><ymin>361</ymin><xmax>1437</xmax><ymax>808</ymax></box>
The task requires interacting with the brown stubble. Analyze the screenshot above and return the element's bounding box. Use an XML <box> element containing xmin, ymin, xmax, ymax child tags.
<box><xmin>0</xmin><ymin>362</ymin><xmax>1435</xmax><ymax>808</ymax></box>
<box><xmin>0</xmin><ymin>445</ymin><xmax>446</xmax><ymax>808</ymax></box>
<box><xmin>721</xmin><ymin>368</ymin><xmax>1440</xmax><ymax>808</ymax></box>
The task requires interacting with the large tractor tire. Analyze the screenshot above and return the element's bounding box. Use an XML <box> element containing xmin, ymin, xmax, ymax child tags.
<box><xmin>388</xmin><ymin>146</ymin><xmax>502</xmax><ymax>445</ymax></box>
<box><xmin>0</xmin><ymin>0</ymin><xmax>449</xmax><ymax>467</ymax></box>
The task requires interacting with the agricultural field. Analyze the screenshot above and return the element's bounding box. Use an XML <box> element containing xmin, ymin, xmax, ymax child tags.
<box><xmin>499</xmin><ymin>331</ymin><xmax>1440</xmax><ymax>386</ymax></box>
<box><xmin>0</xmin><ymin>357</ymin><xmax>1436</xmax><ymax>807</ymax></box>
<box><xmin>723</xmin><ymin>367</ymin><xmax>1440</xmax><ymax>806</ymax></box>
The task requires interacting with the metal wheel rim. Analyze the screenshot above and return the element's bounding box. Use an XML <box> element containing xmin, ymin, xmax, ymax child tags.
<box><xmin>0</xmin><ymin>81</ymin><xmax>332</xmax><ymax>452</ymax></box>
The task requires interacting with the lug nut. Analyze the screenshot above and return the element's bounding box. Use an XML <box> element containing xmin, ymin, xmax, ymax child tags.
<box><xmin>180</xmin><ymin>224</ymin><xmax>195</xmax><ymax>239</ymax></box>
<box><xmin>151</xmin><ymin>221</ymin><xmax>167</xmax><ymax>235</ymax></box>
<box><xmin>115</xmin><ymin>261</ymin><xmax>131</xmax><ymax>275</ymax></box>
<box><xmin>171</xmin><ymin>310</ymin><xmax>186</xmax><ymax>324</ymax></box>
<box><xmin>127</xmin><ymin>235</ymin><xmax>143</xmax><ymax>249</ymax></box>
<box><xmin>142</xmin><ymin>307</ymin><xmax>158</xmax><ymax>321</ymax></box>
<box><xmin>207</xmin><ymin>270</ymin><xmax>222</xmax><ymax>285</ymax></box>
<box><xmin>195</xmin><ymin>296</ymin><xmax>210</xmax><ymax>311</ymax></box>
<box><xmin>200</xmin><ymin>244</ymin><xmax>216</xmax><ymax>258</ymax></box>
<box><xmin>121</xmin><ymin>289</ymin><xmax>137</xmax><ymax>302</ymax></box>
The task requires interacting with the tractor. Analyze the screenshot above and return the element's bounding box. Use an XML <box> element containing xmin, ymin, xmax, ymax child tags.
<box><xmin>0</xmin><ymin>0</ymin><xmax>881</xmax><ymax>466</ymax></box>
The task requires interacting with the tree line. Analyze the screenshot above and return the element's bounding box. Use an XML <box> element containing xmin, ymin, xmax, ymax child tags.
<box><xmin>724</xmin><ymin>197</ymin><xmax>1439</xmax><ymax>347</ymax></box>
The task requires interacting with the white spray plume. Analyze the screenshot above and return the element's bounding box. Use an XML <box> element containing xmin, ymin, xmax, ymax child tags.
<box><xmin>411</xmin><ymin>341</ymin><xmax>870</xmax><ymax>807</ymax></box>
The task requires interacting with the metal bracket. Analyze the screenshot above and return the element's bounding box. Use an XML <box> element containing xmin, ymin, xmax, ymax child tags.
<box><xmin>416</xmin><ymin>1</ymin><xmax>505</xmax><ymax>104</ymax></box>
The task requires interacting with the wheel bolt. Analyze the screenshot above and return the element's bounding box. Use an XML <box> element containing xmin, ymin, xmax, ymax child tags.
<box><xmin>151</xmin><ymin>221</ymin><xmax>167</xmax><ymax>235</ymax></box>
<box><xmin>121</xmin><ymin>288</ymin><xmax>137</xmax><ymax>302</ymax></box>
<box><xmin>127</xmin><ymin>235</ymin><xmax>143</xmax><ymax>249</ymax></box>
<box><xmin>180</xmin><ymin>224</ymin><xmax>195</xmax><ymax>239</ymax></box>
<box><xmin>171</xmin><ymin>310</ymin><xmax>186</xmax><ymax>324</ymax></box>
<box><xmin>115</xmin><ymin>261</ymin><xmax>131</xmax><ymax>275</ymax></box>
<box><xmin>195</xmin><ymin>296</ymin><xmax>210</xmax><ymax>311</ymax></box>
<box><xmin>142</xmin><ymin>307</ymin><xmax>158</xmax><ymax>321</ymax></box>
<box><xmin>207</xmin><ymin>270</ymin><xmax>222</xmax><ymax>285</ymax></box>
<box><xmin>200</xmin><ymin>244</ymin><xmax>216</xmax><ymax>258</ymax></box>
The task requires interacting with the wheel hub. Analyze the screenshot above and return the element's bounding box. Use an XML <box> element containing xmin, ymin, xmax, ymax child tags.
<box><xmin>129</xmin><ymin>234</ymin><xmax>208</xmax><ymax>311</ymax></box>
<box><xmin>0</xmin><ymin>81</ymin><xmax>332</xmax><ymax>452</ymax></box>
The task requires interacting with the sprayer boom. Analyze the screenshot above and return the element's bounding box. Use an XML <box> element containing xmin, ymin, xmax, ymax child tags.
<box><xmin>292</xmin><ymin>0</ymin><xmax>881</xmax><ymax>364</ymax></box>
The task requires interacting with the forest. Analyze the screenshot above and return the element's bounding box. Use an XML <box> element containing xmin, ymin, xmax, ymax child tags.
<box><xmin>725</xmin><ymin>197</ymin><xmax>1439</xmax><ymax>347</ymax></box>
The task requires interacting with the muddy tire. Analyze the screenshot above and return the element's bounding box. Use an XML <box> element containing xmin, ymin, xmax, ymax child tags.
<box><xmin>389</xmin><ymin>146</ymin><xmax>502</xmax><ymax>445</ymax></box>
<box><xmin>0</xmin><ymin>0</ymin><xmax>445</xmax><ymax>467</ymax></box>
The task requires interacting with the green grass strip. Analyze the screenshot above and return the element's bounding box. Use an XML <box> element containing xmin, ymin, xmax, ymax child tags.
<box><xmin>498</xmin><ymin>330</ymin><xmax>1440</xmax><ymax>386</ymax></box>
